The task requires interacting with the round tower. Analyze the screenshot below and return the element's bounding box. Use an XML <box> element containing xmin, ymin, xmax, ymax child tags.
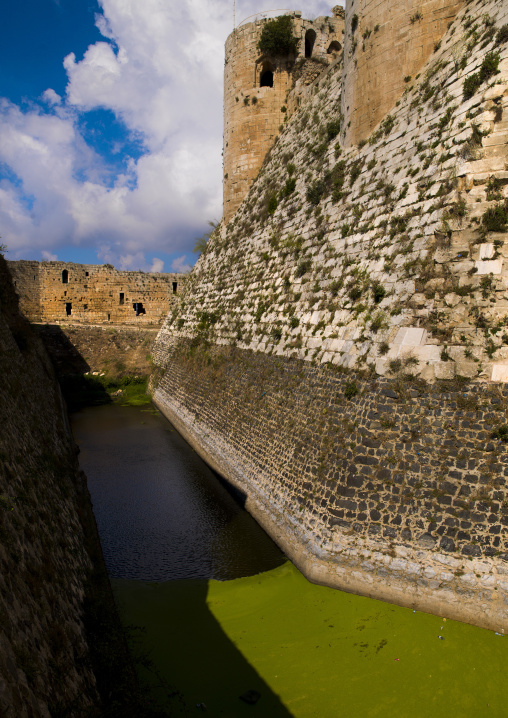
<box><xmin>223</xmin><ymin>10</ymin><xmax>344</xmax><ymax>224</ymax></box>
<box><xmin>341</xmin><ymin>0</ymin><xmax>465</xmax><ymax>147</ymax></box>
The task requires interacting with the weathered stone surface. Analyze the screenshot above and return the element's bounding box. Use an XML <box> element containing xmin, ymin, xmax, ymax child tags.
<box><xmin>7</xmin><ymin>260</ymin><xmax>183</xmax><ymax>326</ymax></box>
<box><xmin>152</xmin><ymin>0</ymin><xmax>508</xmax><ymax>631</ymax></box>
<box><xmin>0</xmin><ymin>256</ymin><xmax>127</xmax><ymax>716</ymax></box>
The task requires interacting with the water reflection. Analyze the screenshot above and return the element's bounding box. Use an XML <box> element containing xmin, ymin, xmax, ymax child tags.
<box><xmin>72</xmin><ymin>404</ymin><xmax>285</xmax><ymax>581</ymax></box>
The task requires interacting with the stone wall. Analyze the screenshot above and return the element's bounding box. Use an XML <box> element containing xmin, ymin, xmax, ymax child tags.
<box><xmin>152</xmin><ymin>0</ymin><xmax>508</xmax><ymax>628</ymax></box>
<box><xmin>153</xmin><ymin>343</ymin><xmax>508</xmax><ymax>630</ymax></box>
<box><xmin>223</xmin><ymin>10</ymin><xmax>344</xmax><ymax>222</ymax></box>
<box><xmin>342</xmin><ymin>0</ymin><xmax>466</xmax><ymax>147</ymax></box>
<box><xmin>160</xmin><ymin>0</ymin><xmax>508</xmax><ymax>384</ymax></box>
<box><xmin>7</xmin><ymin>260</ymin><xmax>184</xmax><ymax>326</ymax></box>
<box><xmin>0</xmin><ymin>256</ymin><xmax>98</xmax><ymax>714</ymax></box>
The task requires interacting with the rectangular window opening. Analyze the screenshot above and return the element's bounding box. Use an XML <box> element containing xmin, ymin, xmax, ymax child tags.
<box><xmin>172</xmin><ymin>282</ymin><xmax>178</xmax><ymax>294</ymax></box>
<box><xmin>119</xmin><ymin>292</ymin><xmax>125</xmax><ymax>305</ymax></box>
<box><xmin>66</xmin><ymin>302</ymin><xmax>72</xmax><ymax>316</ymax></box>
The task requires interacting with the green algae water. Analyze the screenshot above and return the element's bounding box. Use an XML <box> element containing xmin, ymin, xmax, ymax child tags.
<box><xmin>74</xmin><ymin>404</ymin><xmax>508</xmax><ymax>717</ymax></box>
<box><xmin>114</xmin><ymin>562</ymin><xmax>508</xmax><ymax>717</ymax></box>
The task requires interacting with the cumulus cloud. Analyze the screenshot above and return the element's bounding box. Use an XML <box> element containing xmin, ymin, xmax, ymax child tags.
<box><xmin>0</xmin><ymin>0</ymin><xmax>339</xmax><ymax>266</ymax></box>
<box><xmin>171</xmin><ymin>255</ymin><xmax>191</xmax><ymax>273</ymax></box>
<box><xmin>42</xmin><ymin>250</ymin><xmax>58</xmax><ymax>261</ymax></box>
<box><xmin>41</xmin><ymin>89</ymin><xmax>62</xmax><ymax>106</ymax></box>
<box><xmin>150</xmin><ymin>257</ymin><xmax>164</xmax><ymax>273</ymax></box>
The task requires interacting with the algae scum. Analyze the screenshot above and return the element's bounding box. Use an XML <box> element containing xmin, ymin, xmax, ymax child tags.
<box><xmin>114</xmin><ymin>562</ymin><xmax>508</xmax><ymax>717</ymax></box>
<box><xmin>75</xmin><ymin>405</ymin><xmax>508</xmax><ymax>717</ymax></box>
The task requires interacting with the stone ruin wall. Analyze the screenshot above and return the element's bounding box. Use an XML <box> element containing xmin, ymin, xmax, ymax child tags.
<box><xmin>342</xmin><ymin>0</ymin><xmax>466</xmax><ymax>147</ymax></box>
<box><xmin>152</xmin><ymin>0</ymin><xmax>508</xmax><ymax>628</ymax></box>
<box><xmin>7</xmin><ymin>260</ymin><xmax>184</xmax><ymax>326</ymax></box>
<box><xmin>223</xmin><ymin>10</ymin><xmax>344</xmax><ymax>222</ymax></box>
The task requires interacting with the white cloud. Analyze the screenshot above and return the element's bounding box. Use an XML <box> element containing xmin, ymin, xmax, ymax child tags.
<box><xmin>42</xmin><ymin>250</ymin><xmax>58</xmax><ymax>261</ymax></box>
<box><xmin>150</xmin><ymin>257</ymin><xmax>164</xmax><ymax>273</ymax></box>
<box><xmin>41</xmin><ymin>89</ymin><xmax>62</xmax><ymax>106</ymax></box>
<box><xmin>0</xmin><ymin>0</ymin><xmax>338</xmax><ymax>265</ymax></box>
<box><xmin>171</xmin><ymin>255</ymin><xmax>191</xmax><ymax>273</ymax></box>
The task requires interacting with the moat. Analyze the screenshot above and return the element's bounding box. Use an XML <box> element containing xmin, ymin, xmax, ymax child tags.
<box><xmin>72</xmin><ymin>401</ymin><xmax>508</xmax><ymax>717</ymax></box>
<box><xmin>71</xmin><ymin>403</ymin><xmax>285</xmax><ymax>581</ymax></box>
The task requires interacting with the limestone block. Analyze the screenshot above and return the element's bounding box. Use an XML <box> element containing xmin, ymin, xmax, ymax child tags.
<box><xmin>475</xmin><ymin>259</ymin><xmax>503</xmax><ymax>275</ymax></box>
<box><xmin>484</xmin><ymin>84</ymin><xmax>508</xmax><ymax>102</ymax></box>
<box><xmin>310</xmin><ymin>310</ymin><xmax>324</xmax><ymax>325</ymax></box>
<box><xmin>479</xmin><ymin>243</ymin><xmax>495</xmax><ymax>260</ymax></box>
<box><xmin>434</xmin><ymin>361</ymin><xmax>455</xmax><ymax>380</ymax></box>
<box><xmin>412</xmin><ymin>345</ymin><xmax>442</xmax><ymax>363</ymax></box>
<box><xmin>410</xmin><ymin>293</ymin><xmax>427</xmax><ymax>307</ymax></box>
<box><xmin>444</xmin><ymin>293</ymin><xmax>461</xmax><ymax>307</ymax></box>
<box><xmin>459</xmin><ymin>158</ymin><xmax>506</xmax><ymax>176</ymax></box>
<box><xmin>393</xmin><ymin>327</ymin><xmax>427</xmax><ymax>346</ymax></box>
<box><xmin>455</xmin><ymin>360</ymin><xmax>478</xmax><ymax>378</ymax></box>
<box><xmin>491</xmin><ymin>364</ymin><xmax>508</xmax><ymax>382</ymax></box>
<box><xmin>450</xmin><ymin>305</ymin><xmax>469</xmax><ymax>323</ymax></box>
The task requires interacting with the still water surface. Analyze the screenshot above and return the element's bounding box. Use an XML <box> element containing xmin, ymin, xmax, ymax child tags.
<box><xmin>71</xmin><ymin>403</ymin><xmax>285</xmax><ymax>581</ymax></box>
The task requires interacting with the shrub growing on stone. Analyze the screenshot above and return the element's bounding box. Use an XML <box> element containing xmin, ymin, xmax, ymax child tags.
<box><xmin>267</xmin><ymin>193</ymin><xmax>278</xmax><ymax>214</ymax></box>
<box><xmin>372</xmin><ymin>281</ymin><xmax>386</xmax><ymax>304</ymax></box>
<box><xmin>295</xmin><ymin>259</ymin><xmax>312</xmax><ymax>277</ymax></box>
<box><xmin>496</xmin><ymin>25</ymin><xmax>508</xmax><ymax>46</ymax></box>
<box><xmin>258</xmin><ymin>16</ymin><xmax>299</xmax><ymax>56</ymax></box>
<box><xmin>492</xmin><ymin>425</ymin><xmax>508</xmax><ymax>442</ymax></box>
<box><xmin>306</xmin><ymin>180</ymin><xmax>325</xmax><ymax>205</ymax></box>
<box><xmin>344</xmin><ymin>381</ymin><xmax>358</xmax><ymax>399</ymax></box>
<box><xmin>326</xmin><ymin>119</ymin><xmax>341</xmax><ymax>141</ymax></box>
<box><xmin>463</xmin><ymin>51</ymin><xmax>501</xmax><ymax>99</ymax></box>
<box><xmin>482</xmin><ymin>200</ymin><xmax>508</xmax><ymax>233</ymax></box>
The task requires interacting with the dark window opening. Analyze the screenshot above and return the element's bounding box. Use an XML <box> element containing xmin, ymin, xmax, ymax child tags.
<box><xmin>133</xmin><ymin>302</ymin><xmax>146</xmax><ymax>316</ymax></box>
<box><xmin>172</xmin><ymin>282</ymin><xmax>178</xmax><ymax>294</ymax></box>
<box><xmin>260</xmin><ymin>70</ymin><xmax>274</xmax><ymax>88</ymax></box>
<box><xmin>66</xmin><ymin>302</ymin><xmax>72</xmax><ymax>316</ymax></box>
<box><xmin>305</xmin><ymin>29</ymin><xmax>317</xmax><ymax>58</ymax></box>
<box><xmin>119</xmin><ymin>292</ymin><xmax>125</xmax><ymax>305</ymax></box>
<box><xmin>85</xmin><ymin>271</ymin><xmax>89</xmax><ymax>276</ymax></box>
<box><xmin>64</xmin><ymin>291</ymin><xmax>67</xmax><ymax>296</ymax></box>
<box><xmin>62</xmin><ymin>269</ymin><xmax>68</xmax><ymax>284</ymax></box>
<box><xmin>327</xmin><ymin>40</ymin><xmax>341</xmax><ymax>54</ymax></box>
<box><xmin>83</xmin><ymin>304</ymin><xmax>88</xmax><ymax>310</ymax></box>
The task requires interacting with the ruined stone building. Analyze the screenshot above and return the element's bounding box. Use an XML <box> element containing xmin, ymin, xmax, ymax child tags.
<box><xmin>7</xmin><ymin>260</ymin><xmax>185</xmax><ymax>325</ymax></box>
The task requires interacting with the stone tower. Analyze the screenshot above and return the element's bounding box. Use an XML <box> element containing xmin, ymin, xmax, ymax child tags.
<box><xmin>223</xmin><ymin>9</ymin><xmax>344</xmax><ymax>223</ymax></box>
<box><xmin>341</xmin><ymin>0</ymin><xmax>465</xmax><ymax>147</ymax></box>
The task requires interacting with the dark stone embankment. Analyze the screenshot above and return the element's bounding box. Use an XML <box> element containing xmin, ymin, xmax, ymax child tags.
<box><xmin>0</xmin><ymin>255</ymin><xmax>149</xmax><ymax>716</ymax></box>
<box><xmin>152</xmin><ymin>341</ymin><xmax>508</xmax><ymax>630</ymax></box>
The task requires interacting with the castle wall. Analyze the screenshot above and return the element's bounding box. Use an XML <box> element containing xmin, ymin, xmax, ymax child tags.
<box><xmin>223</xmin><ymin>12</ymin><xmax>344</xmax><ymax>223</ymax></box>
<box><xmin>0</xmin><ymin>255</ymin><xmax>100</xmax><ymax>714</ymax></box>
<box><xmin>7</xmin><ymin>260</ymin><xmax>184</xmax><ymax>325</ymax></box>
<box><xmin>154</xmin><ymin>344</ymin><xmax>508</xmax><ymax>631</ymax></box>
<box><xmin>7</xmin><ymin>259</ymin><xmax>42</xmax><ymax>322</ymax></box>
<box><xmin>342</xmin><ymin>0</ymin><xmax>465</xmax><ymax>146</ymax></box>
<box><xmin>163</xmin><ymin>0</ymin><xmax>508</xmax><ymax>384</ymax></box>
<box><xmin>153</xmin><ymin>0</ymin><xmax>508</xmax><ymax>627</ymax></box>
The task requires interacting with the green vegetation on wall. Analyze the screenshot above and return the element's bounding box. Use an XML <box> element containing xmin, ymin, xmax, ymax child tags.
<box><xmin>258</xmin><ymin>15</ymin><xmax>299</xmax><ymax>56</ymax></box>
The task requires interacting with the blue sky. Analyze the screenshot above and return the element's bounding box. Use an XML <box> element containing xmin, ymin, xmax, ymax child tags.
<box><xmin>0</xmin><ymin>0</ymin><xmax>337</xmax><ymax>273</ymax></box>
